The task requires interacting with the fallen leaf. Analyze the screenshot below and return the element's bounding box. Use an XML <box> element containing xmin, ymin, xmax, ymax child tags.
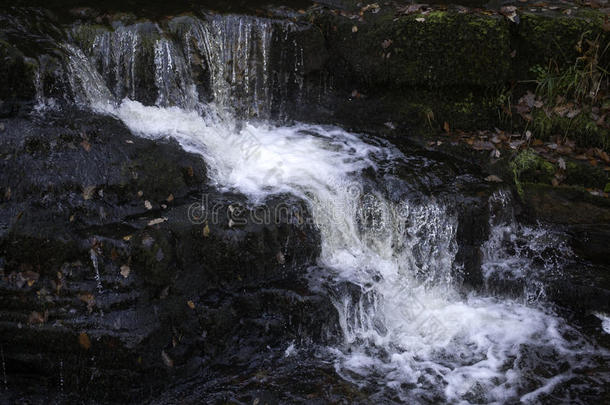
<box><xmin>186</xmin><ymin>166</ymin><xmax>194</xmax><ymax>177</ymax></box>
<box><xmin>161</xmin><ymin>350</ymin><xmax>174</xmax><ymax>367</ymax></box>
<box><xmin>510</xmin><ymin>140</ymin><xmax>525</xmax><ymax>149</ymax></box>
<box><xmin>472</xmin><ymin>140</ymin><xmax>495</xmax><ymax>151</ymax></box>
<box><xmin>148</xmin><ymin>217</ymin><xmax>168</xmax><ymax>226</ymax></box>
<box><xmin>352</xmin><ymin>25</ymin><xmax>358</xmax><ymax>33</ymax></box>
<box><xmin>360</xmin><ymin>3</ymin><xmax>380</xmax><ymax>13</ymax></box>
<box><xmin>415</xmin><ymin>17</ymin><xmax>425</xmax><ymax>22</ymax></box>
<box><xmin>28</xmin><ymin>310</ymin><xmax>47</xmax><ymax>324</ymax></box>
<box><xmin>81</xmin><ymin>140</ymin><xmax>91</xmax><ymax>152</ymax></box>
<box><xmin>83</xmin><ymin>185</ymin><xmax>96</xmax><ymax>200</ymax></box>
<box><xmin>398</xmin><ymin>3</ymin><xmax>426</xmax><ymax>15</ymax></box>
<box><xmin>519</xmin><ymin>91</ymin><xmax>536</xmax><ymax>109</ymax></box>
<box><xmin>276</xmin><ymin>252</ymin><xmax>286</xmax><ymax>264</ymax></box>
<box><xmin>144</xmin><ymin>200</ymin><xmax>152</xmax><ymax>210</ymax></box>
<box><xmin>443</xmin><ymin>122</ymin><xmax>450</xmax><ymax>133</ymax></box>
<box><xmin>203</xmin><ymin>223</ymin><xmax>210</xmax><ymax>237</ymax></box>
<box><xmin>78</xmin><ymin>332</ymin><xmax>91</xmax><ymax>350</ymax></box>
<box><xmin>123</xmin><ymin>234</ymin><xmax>132</xmax><ymax>241</ymax></box>
<box><xmin>167</xmin><ymin>194</ymin><xmax>174</xmax><ymax>202</ymax></box>
<box><xmin>120</xmin><ymin>265</ymin><xmax>130</xmax><ymax>278</ymax></box>
<box><xmin>485</xmin><ymin>175</ymin><xmax>503</xmax><ymax>183</ymax></box>
<box><xmin>23</xmin><ymin>270</ymin><xmax>39</xmax><ymax>287</ymax></box>
<box><xmin>187</xmin><ymin>300</ymin><xmax>195</xmax><ymax>309</ymax></box>
<box><xmin>78</xmin><ymin>293</ymin><xmax>95</xmax><ymax>313</ymax></box>
<box><xmin>558</xmin><ymin>157</ymin><xmax>566</xmax><ymax>170</ymax></box>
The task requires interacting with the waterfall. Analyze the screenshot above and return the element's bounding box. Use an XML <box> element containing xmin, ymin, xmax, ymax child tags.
<box><xmin>68</xmin><ymin>14</ymin><xmax>303</xmax><ymax>118</ymax></box>
<box><xmin>55</xmin><ymin>14</ymin><xmax>609</xmax><ymax>404</ymax></box>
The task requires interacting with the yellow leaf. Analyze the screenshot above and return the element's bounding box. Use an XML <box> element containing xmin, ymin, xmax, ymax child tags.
<box><xmin>78</xmin><ymin>332</ymin><xmax>91</xmax><ymax>350</ymax></box>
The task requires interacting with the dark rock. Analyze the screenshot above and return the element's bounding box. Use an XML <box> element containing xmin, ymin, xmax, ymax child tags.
<box><xmin>0</xmin><ymin>110</ymin><xmax>335</xmax><ymax>402</ymax></box>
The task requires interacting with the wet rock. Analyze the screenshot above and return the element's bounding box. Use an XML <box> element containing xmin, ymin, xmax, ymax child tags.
<box><xmin>521</xmin><ymin>183</ymin><xmax>610</xmax><ymax>224</ymax></box>
<box><xmin>0</xmin><ymin>110</ymin><xmax>334</xmax><ymax>402</ymax></box>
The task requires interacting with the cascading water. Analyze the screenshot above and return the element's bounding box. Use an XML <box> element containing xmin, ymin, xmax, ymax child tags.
<box><xmin>49</xmin><ymin>13</ymin><xmax>609</xmax><ymax>403</ymax></box>
<box><xmin>68</xmin><ymin>14</ymin><xmax>303</xmax><ymax>118</ymax></box>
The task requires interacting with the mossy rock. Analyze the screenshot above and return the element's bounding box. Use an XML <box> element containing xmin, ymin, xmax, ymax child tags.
<box><xmin>521</xmin><ymin>182</ymin><xmax>610</xmax><ymax>224</ymax></box>
<box><xmin>315</xmin><ymin>10</ymin><xmax>511</xmax><ymax>89</ymax></box>
<box><xmin>511</xmin><ymin>149</ymin><xmax>556</xmax><ymax>194</ymax></box>
<box><xmin>515</xmin><ymin>11</ymin><xmax>609</xmax><ymax>79</ymax></box>
<box><xmin>564</xmin><ymin>160</ymin><xmax>608</xmax><ymax>189</ymax></box>
<box><xmin>0</xmin><ymin>40</ymin><xmax>37</xmax><ymax>103</ymax></box>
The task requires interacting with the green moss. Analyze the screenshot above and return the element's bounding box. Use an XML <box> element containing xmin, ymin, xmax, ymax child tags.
<box><xmin>516</xmin><ymin>13</ymin><xmax>609</xmax><ymax>78</ymax></box>
<box><xmin>530</xmin><ymin>108</ymin><xmax>609</xmax><ymax>150</ymax></box>
<box><xmin>510</xmin><ymin>149</ymin><xmax>556</xmax><ymax>196</ymax></box>
<box><xmin>316</xmin><ymin>11</ymin><xmax>510</xmax><ymax>88</ymax></box>
<box><xmin>564</xmin><ymin>161</ymin><xmax>608</xmax><ymax>189</ymax></box>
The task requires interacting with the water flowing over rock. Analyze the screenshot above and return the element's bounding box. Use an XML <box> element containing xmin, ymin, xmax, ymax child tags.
<box><xmin>1</xmin><ymin>4</ymin><xmax>610</xmax><ymax>404</ymax></box>
<box><xmin>63</xmin><ymin>14</ymin><xmax>309</xmax><ymax>119</ymax></box>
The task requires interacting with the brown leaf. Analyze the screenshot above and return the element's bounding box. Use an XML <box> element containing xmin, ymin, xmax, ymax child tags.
<box><xmin>28</xmin><ymin>310</ymin><xmax>47</xmax><ymax>324</ymax></box>
<box><xmin>78</xmin><ymin>293</ymin><xmax>96</xmax><ymax>313</ymax></box>
<box><xmin>202</xmin><ymin>223</ymin><xmax>210</xmax><ymax>238</ymax></box>
<box><xmin>166</xmin><ymin>194</ymin><xmax>174</xmax><ymax>202</ymax></box>
<box><xmin>81</xmin><ymin>140</ymin><xmax>91</xmax><ymax>152</ymax></box>
<box><xmin>186</xmin><ymin>166</ymin><xmax>194</xmax><ymax>177</ymax></box>
<box><xmin>23</xmin><ymin>270</ymin><xmax>39</xmax><ymax>287</ymax></box>
<box><xmin>603</xmin><ymin>16</ymin><xmax>610</xmax><ymax>32</ymax></box>
<box><xmin>596</xmin><ymin>149</ymin><xmax>610</xmax><ymax>163</ymax></box>
<box><xmin>472</xmin><ymin>140</ymin><xmax>495</xmax><ymax>151</ymax></box>
<box><xmin>78</xmin><ymin>332</ymin><xmax>91</xmax><ymax>350</ymax></box>
<box><xmin>443</xmin><ymin>122</ymin><xmax>450</xmax><ymax>133</ymax></box>
<box><xmin>187</xmin><ymin>300</ymin><xmax>195</xmax><ymax>309</ymax></box>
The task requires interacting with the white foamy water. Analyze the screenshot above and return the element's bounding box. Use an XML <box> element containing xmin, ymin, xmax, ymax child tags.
<box><xmin>58</xmin><ymin>21</ymin><xmax>610</xmax><ymax>402</ymax></box>
<box><xmin>99</xmin><ymin>99</ymin><xmax>607</xmax><ymax>403</ymax></box>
